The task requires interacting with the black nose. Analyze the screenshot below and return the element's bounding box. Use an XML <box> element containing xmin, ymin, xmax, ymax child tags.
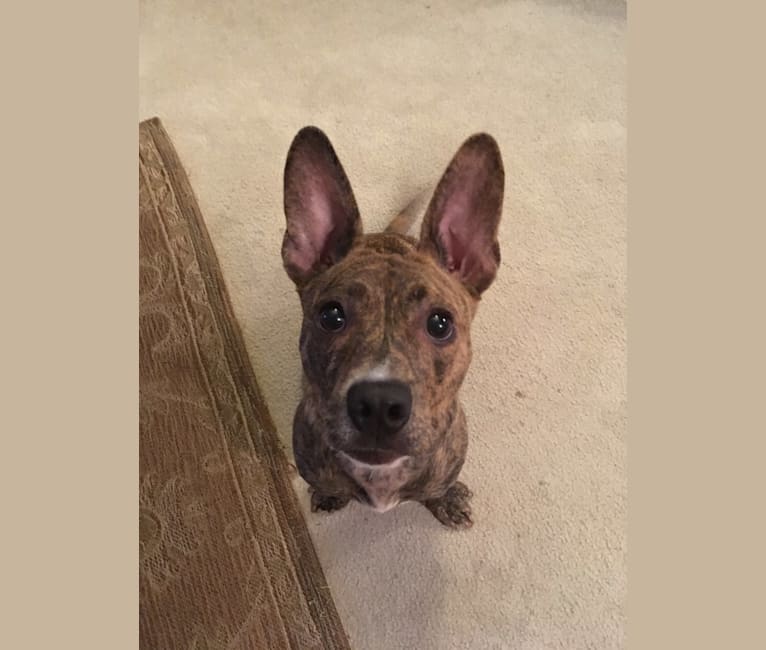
<box><xmin>347</xmin><ymin>380</ymin><xmax>412</xmax><ymax>437</ymax></box>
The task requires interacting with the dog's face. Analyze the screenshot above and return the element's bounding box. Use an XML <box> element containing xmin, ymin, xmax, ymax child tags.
<box><xmin>282</xmin><ymin>127</ymin><xmax>504</xmax><ymax>466</ymax></box>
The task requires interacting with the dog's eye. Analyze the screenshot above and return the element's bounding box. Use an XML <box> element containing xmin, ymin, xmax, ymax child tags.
<box><xmin>426</xmin><ymin>310</ymin><xmax>454</xmax><ymax>341</ymax></box>
<box><xmin>319</xmin><ymin>302</ymin><xmax>346</xmax><ymax>332</ymax></box>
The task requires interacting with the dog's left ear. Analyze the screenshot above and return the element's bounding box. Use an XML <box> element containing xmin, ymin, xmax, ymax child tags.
<box><xmin>418</xmin><ymin>133</ymin><xmax>505</xmax><ymax>296</ymax></box>
<box><xmin>282</xmin><ymin>126</ymin><xmax>362</xmax><ymax>286</ymax></box>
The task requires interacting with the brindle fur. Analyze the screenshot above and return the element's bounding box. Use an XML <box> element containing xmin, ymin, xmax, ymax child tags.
<box><xmin>282</xmin><ymin>127</ymin><xmax>504</xmax><ymax>529</ymax></box>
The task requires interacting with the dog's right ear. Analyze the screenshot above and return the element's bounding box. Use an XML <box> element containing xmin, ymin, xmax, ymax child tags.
<box><xmin>418</xmin><ymin>133</ymin><xmax>505</xmax><ymax>296</ymax></box>
<box><xmin>282</xmin><ymin>126</ymin><xmax>362</xmax><ymax>286</ymax></box>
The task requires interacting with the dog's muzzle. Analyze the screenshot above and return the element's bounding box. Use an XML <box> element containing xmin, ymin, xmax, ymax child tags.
<box><xmin>346</xmin><ymin>380</ymin><xmax>412</xmax><ymax>439</ymax></box>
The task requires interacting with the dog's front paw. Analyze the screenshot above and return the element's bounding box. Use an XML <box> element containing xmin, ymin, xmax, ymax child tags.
<box><xmin>309</xmin><ymin>488</ymin><xmax>351</xmax><ymax>514</ymax></box>
<box><xmin>424</xmin><ymin>481</ymin><xmax>474</xmax><ymax>529</ymax></box>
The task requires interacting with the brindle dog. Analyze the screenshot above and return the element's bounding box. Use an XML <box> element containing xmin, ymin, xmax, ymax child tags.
<box><xmin>281</xmin><ymin>127</ymin><xmax>504</xmax><ymax>529</ymax></box>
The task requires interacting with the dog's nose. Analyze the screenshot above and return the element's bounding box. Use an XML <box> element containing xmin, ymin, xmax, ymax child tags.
<box><xmin>347</xmin><ymin>380</ymin><xmax>412</xmax><ymax>437</ymax></box>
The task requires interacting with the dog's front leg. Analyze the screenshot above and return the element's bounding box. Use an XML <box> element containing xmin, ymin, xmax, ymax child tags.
<box><xmin>292</xmin><ymin>402</ymin><xmax>357</xmax><ymax>514</ymax></box>
<box><xmin>308</xmin><ymin>485</ymin><xmax>352</xmax><ymax>513</ymax></box>
<box><xmin>418</xmin><ymin>407</ymin><xmax>473</xmax><ymax>529</ymax></box>
<box><xmin>423</xmin><ymin>481</ymin><xmax>474</xmax><ymax>529</ymax></box>
<box><xmin>296</xmin><ymin>449</ymin><xmax>357</xmax><ymax>514</ymax></box>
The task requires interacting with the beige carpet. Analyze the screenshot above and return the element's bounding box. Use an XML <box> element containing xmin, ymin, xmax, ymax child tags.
<box><xmin>140</xmin><ymin>1</ymin><xmax>626</xmax><ymax>648</ymax></box>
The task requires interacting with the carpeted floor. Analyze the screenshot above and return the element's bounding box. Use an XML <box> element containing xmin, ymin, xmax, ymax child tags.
<box><xmin>140</xmin><ymin>1</ymin><xmax>626</xmax><ymax>648</ymax></box>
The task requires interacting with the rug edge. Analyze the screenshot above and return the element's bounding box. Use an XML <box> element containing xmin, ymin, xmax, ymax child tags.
<box><xmin>139</xmin><ymin>117</ymin><xmax>351</xmax><ymax>649</ymax></box>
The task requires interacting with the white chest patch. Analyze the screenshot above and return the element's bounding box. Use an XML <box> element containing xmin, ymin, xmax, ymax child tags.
<box><xmin>339</xmin><ymin>454</ymin><xmax>413</xmax><ymax>513</ymax></box>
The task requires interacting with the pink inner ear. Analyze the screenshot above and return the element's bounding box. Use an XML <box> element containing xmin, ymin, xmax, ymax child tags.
<box><xmin>437</xmin><ymin>175</ymin><xmax>477</xmax><ymax>273</ymax></box>
<box><xmin>435</xmin><ymin>159</ymin><xmax>499</xmax><ymax>292</ymax></box>
<box><xmin>286</xmin><ymin>175</ymin><xmax>337</xmax><ymax>274</ymax></box>
<box><xmin>306</xmin><ymin>180</ymin><xmax>335</xmax><ymax>249</ymax></box>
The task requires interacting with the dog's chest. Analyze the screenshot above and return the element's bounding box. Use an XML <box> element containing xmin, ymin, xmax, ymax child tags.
<box><xmin>340</xmin><ymin>455</ymin><xmax>414</xmax><ymax>513</ymax></box>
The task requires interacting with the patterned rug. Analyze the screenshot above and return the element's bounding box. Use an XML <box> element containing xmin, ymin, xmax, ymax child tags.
<box><xmin>139</xmin><ymin>117</ymin><xmax>350</xmax><ymax>649</ymax></box>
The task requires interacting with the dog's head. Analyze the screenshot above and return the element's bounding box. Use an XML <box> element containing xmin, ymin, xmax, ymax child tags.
<box><xmin>282</xmin><ymin>127</ymin><xmax>504</xmax><ymax>465</ymax></box>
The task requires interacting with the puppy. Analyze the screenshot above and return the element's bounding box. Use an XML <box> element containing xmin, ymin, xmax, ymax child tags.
<box><xmin>281</xmin><ymin>127</ymin><xmax>504</xmax><ymax>528</ymax></box>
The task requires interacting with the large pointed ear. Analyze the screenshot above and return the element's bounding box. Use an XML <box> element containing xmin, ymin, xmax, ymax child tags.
<box><xmin>418</xmin><ymin>133</ymin><xmax>505</xmax><ymax>296</ymax></box>
<box><xmin>282</xmin><ymin>126</ymin><xmax>362</xmax><ymax>286</ymax></box>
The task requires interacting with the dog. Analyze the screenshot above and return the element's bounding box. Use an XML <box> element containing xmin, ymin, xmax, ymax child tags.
<box><xmin>281</xmin><ymin>127</ymin><xmax>504</xmax><ymax>529</ymax></box>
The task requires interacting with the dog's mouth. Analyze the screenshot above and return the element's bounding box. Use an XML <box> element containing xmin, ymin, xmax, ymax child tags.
<box><xmin>343</xmin><ymin>447</ymin><xmax>405</xmax><ymax>465</ymax></box>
